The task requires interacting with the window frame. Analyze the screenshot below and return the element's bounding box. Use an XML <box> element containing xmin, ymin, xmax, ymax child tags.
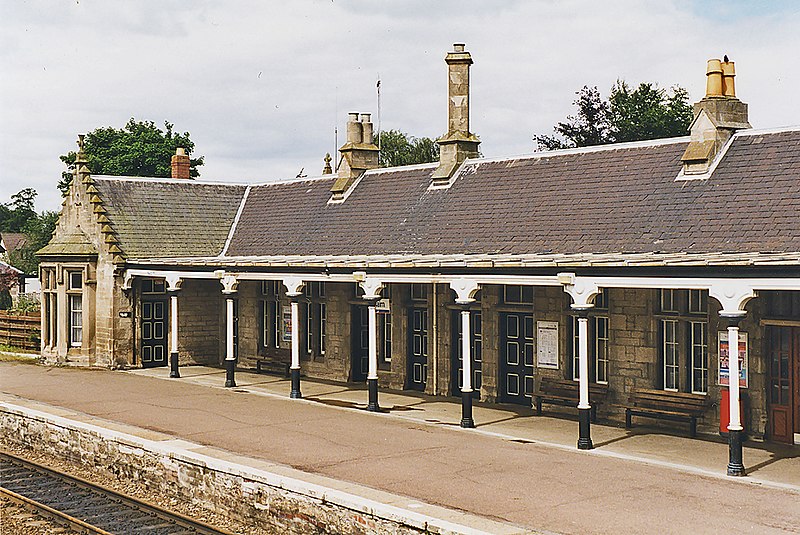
<box><xmin>656</xmin><ymin>289</ymin><xmax>709</xmax><ymax>394</ymax></box>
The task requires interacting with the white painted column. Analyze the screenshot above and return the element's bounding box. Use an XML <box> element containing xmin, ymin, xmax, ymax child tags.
<box><xmin>170</xmin><ymin>294</ymin><xmax>179</xmax><ymax>355</ymax></box>
<box><xmin>577</xmin><ymin>316</ymin><xmax>590</xmax><ymax>410</ymax></box>
<box><xmin>368</xmin><ymin>301</ymin><xmax>378</xmax><ymax>382</ymax></box>
<box><xmin>282</xmin><ymin>277</ymin><xmax>306</xmax><ymax>399</ymax></box>
<box><xmin>291</xmin><ymin>299</ymin><xmax>301</xmax><ymax>372</ymax></box>
<box><xmin>461</xmin><ymin>309</ymin><xmax>472</xmax><ymax>393</ymax></box>
<box><xmin>727</xmin><ymin>325</ymin><xmax>742</xmax><ymax>431</ymax></box>
<box><xmin>226</xmin><ymin>297</ymin><xmax>235</xmax><ymax>361</ymax></box>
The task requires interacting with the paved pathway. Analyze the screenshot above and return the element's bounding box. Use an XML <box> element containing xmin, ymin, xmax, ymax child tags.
<box><xmin>2</xmin><ymin>361</ymin><xmax>799</xmax><ymax>534</ymax></box>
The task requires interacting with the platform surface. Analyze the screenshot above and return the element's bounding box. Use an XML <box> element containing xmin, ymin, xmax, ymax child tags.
<box><xmin>2</xmin><ymin>361</ymin><xmax>799</xmax><ymax>534</ymax></box>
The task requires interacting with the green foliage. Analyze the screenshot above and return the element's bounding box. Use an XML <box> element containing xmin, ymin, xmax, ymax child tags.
<box><xmin>376</xmin><ymin>130</ymin><xmax>439</xmax><ymax>168</ymax></box>
<box><xmin>535</xmin><ymin>81</ymin><xmax>693</xmax><ymax>150</ymax></box>
<box><xmin>0</xmin><ymin>188</ymin><xmax>38</xmax><ymax>232</ymax></box>
<box><xmin>1</xmin><ymin>188</ymin><xmax>58</xmax><ymax>274</ymax></box>
<box><xmin>59</xmin><ymin>118</ymin><xmax>204</xmax><ymax>195</ymax></box>
<box><xmin>9</xmin><ymin>294</ymin><xmax>40</xmax><ymax>315</ymax></box>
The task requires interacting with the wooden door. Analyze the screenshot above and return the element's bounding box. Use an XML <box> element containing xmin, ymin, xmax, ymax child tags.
<box><xmin>140</xmin><ymin>299</ymin><xmax>168</xmax><ymax>368</ymax></box>
<box><xmin>766</xmin><ymin>326</ymin><xmax>797</xmax><ymax>443</ymax></box>
<box><xmin>351</xmin><ymin>306</ymin><xmax>368</xmax><ymax>382</ymax></box>
<box><xmin>451</xmin><ymin>311</ymin><xmax>482</xmax><ymax>397</ymax></box>
<box><xmin>500</xmin><ymin>313</ymin><xmax>534</xmax><ymax>405</ymax></box>
<box><xmin>408</xmin><ymin>307</ymin><xmax>428</xmax><ymax>391</ymax></box>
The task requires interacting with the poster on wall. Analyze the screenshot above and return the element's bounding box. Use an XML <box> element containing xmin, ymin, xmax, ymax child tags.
<box><xmin>718</xmin><ymin>331</ymin><xmax>748</xmax><ymax>388</ymax></box>
<box><xmin>282</xmin><ymin>305</ymin><xmax>292</xmax><ymax>342</ymax></box>
<box><xmin>536</xmin><ymin>321</ymin><xmax>559</xmax><ymax>369</ymax></box>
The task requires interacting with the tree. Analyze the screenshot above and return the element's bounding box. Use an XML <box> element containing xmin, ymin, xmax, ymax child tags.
<box><xmin>534</xmin><ymin>81</ymin><xmax>693</xmax><ymax>150</ymax></box>
<box><xmin>0</xmin><ymin>188</ymin><xmax>38</xmax><ymax>232</ymax></box>
<box><xmin>376</xmin><ymin>130</ymin><xmax>439</xmax><ymax>168</ymax></box>
<box><xmin>59</xmin><ymin>118</ymin><xmax>204</xmax><ymax>195</ymax></box>
<box><xmin>1</xmin><ymin>189</ymin><xmax>59</xmax><ymax>274</ymax></box>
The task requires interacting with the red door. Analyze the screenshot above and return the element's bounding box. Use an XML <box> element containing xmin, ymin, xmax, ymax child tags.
<box><xmin>766</xmin><ymin>327</ymin><xmax>798</xmax><ymax>443</ymax></box>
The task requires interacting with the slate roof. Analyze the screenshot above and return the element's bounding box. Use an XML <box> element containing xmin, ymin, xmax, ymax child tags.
<box><xmin>223</xmin><ymin>129</ymin><xmax>800</xmax><ymax>259</ymax></box>
<box><xmin>0</xmin><ymin>233</ymin><xmax>27</xmax><ymax>254</ymax></box>
<box><xmin>92</xmin><ymin>178</ymin><xmax>247</xmax><ymax>258</ymax></box>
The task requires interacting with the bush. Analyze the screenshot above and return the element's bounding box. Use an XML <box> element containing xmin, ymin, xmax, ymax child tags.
<box><xmin>9</xmin><ymin>294</ymin><xmax>40</xmax><ymax>315</ymax></box>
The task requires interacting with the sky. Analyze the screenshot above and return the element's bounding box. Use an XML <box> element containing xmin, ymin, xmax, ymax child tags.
<box><xmin>1</xmin><ymin>0</ymin><xmax>799</xmax><ymax>213</ymax></box>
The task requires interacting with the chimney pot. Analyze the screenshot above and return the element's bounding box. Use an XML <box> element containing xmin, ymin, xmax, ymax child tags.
<box><xmin>721</xmin><ymin>60</ymin><xmax>736</xmax><ymax>97</ymax></box>
<box><xmin>453</xmin><ymin>43</ymin><xmax>465</xmax><ymax>52</ymax></box>
<box><xmin>705</xmin><ymin>58</ymin><xmax>723</xmax><ymax>97</ymax></box>
<box><xmin>346</xmin><ymin>112</ymin><xmax>363</xmax><ymax>144</ymax></box>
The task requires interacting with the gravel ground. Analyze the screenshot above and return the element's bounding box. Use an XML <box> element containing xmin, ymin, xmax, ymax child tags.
<box><xmin>1</xmin><ymin>443</ymin><xmax>277</xmax><ymax>535</ymax></box>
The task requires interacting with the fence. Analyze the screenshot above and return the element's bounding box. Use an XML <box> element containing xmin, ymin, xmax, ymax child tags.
<box><xmin>0</xmin><ymin>312</ymin><xmax>40</xmax><ymax>351</ymax></box>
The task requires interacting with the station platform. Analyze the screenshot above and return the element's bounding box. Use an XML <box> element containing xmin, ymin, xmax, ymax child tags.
<box><xmin>1</xmin><ymin>359</ymin><xmax>799</xmax><ymax>534</ymax></box>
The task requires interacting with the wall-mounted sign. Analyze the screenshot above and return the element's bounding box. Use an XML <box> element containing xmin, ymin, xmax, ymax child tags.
<box><xmin>536</xmin><ymin>321</ymin><xmax>559</xmax><ymax>369</ymax></box>
<box><xmin>282</xmin><ymin>305</ymin><xmax>292</xmax><ymax>342</ymax></box>
<box><xmin>718</xmin><ymin>331</ymin><xmax>748</xmax><ymax>388</ymax></box>
<box><xmin>376</xmin><ymin>299</ymin><xmax>391</xmax><ymax>313</ymax></box>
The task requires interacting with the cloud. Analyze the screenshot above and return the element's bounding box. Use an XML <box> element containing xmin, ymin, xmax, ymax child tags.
<box><xmin>1</xmin><ymin>0</ymin><xmax>799</xmax><ymax>212</ymax></box>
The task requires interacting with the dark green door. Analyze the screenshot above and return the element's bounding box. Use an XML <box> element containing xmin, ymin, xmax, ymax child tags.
<box><xmin>408</xmin><ymin>307</ymin><xmax>428</xmax><ymax>391</ymax></box>
<box><xmin>351</xmin><ymin>306</ymin><xmax>368</xmax><ymax>382</ymax></box>
<box><xmin>500</xmin><ymin>312</ymin><xmax>534</xmax><ymax>405</ymax></box>
<box><xmin>140</xmin><ymin>299</ymin><xmax>168</xmax><ymax>368</ymax></box>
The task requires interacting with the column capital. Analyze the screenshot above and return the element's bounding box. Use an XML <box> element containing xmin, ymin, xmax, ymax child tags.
<box><xmin>709</xmin><ymin>282</ymin><xmax>757</xmax><ymax>316</ymax></box>
<box><xmin>359</xmin><ymin>278</ymin><xmax>383</xmax><ymax>300</ymax></box>
<box><xmin>166</xmin><ymin>274</ymin><xmax>182</xmax><ymax>292</ymax></box>
<box><xmin>450</xmin><ymin>278</ymin><xmax>480</xmax><ymax>304</ymax></box>
<box><xmin>561</xmin><ymin>274</ymin><xmax>599</xmax><ymax>309</ymax></box>
<box><xmin>220</xmin><ymin>274</ymin><xmax>238</xmax><ymax>294</ymax></box>
<box><xmin>282</xmin><ymin>276</ymin><xmax>305</xmax><ymax>297</ymax></box>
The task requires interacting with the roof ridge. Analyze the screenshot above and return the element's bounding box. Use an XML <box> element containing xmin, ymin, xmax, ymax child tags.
<box><xmin>92</xmin><ymin>175</ymin><xmax>251</xmax><ymax>187</ymax></box>
<box><xmin>470</xmin><ymin>136</ymin><xmax>690</xmax><ymax>166</ymax></box>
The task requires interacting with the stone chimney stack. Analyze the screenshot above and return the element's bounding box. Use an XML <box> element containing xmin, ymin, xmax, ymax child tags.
<box><xmin>171</xmin><ymin>148</ymin><xmax>192</xmax><ymax>179</ymax></box>
<box><xmin>431</xmin><ymin>43</ymin><xmax>480</xmax><ymax>186</ymax></box>
<box><xmin>681</xmin><ymin>57</ymin><xmax>751</xmax><ymax>175</ymax></box>
<box><xmin>330</xmin><ymin>112</ymin><xmax>379</xmax><ymax>200</ymax></box>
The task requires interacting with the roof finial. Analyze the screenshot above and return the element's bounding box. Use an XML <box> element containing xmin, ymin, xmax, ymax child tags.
<box><xmin>323</xmin><ymin>153</ymin><xmax>333</xmax><ymax>174</ymax></box>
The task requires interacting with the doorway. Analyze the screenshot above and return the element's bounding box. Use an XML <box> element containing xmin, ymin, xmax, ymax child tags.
<box><xmin>766</xmin><ymin>326</ymin><xmax>800</xmax><ymax>444</ymax></box>
<box><xmin>500</xmin><ymin>312</ymin><xmax>534</xmax><ymax>405</ymax></box>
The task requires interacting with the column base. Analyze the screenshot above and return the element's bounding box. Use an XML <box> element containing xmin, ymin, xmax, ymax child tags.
<box><xmin>460</xmin><ymin>390</ymin><xmax>475</xmax><ymax>428</ymax></box>
<box><xmin>727</xmin><ymin>428</ymin><xmax>746</xmax><ymax>476</ymax></box>
<box><xmin>224</xmin><ymin>359</ymin><xmax>236</xmax><ymax>388</ymax></box>
<box><xmin>169</xmin><ymin>352</ymin><xmax>180</xmax><ymax>378</ymax></box>
<box><xmin>367</xmin><ymin>378</ymin><xmax>380</xmax><ymax>412</ymax></box>
<box><xmin>290</xmin><ymin>368</ymin><xmax>302</xmax><ymax>399</ymax></box>
<box><xmin>577</xmin><ymin>407</ymin><xmax>593</xmax><ymax>450</ymax></box>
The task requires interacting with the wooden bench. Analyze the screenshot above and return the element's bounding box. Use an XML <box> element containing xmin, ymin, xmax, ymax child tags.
<box><xmin>255</xmin><ymin>359</ymin><xmax>290</xmax><ymax>377</ymax></box>
<box><xmin>625</xmin><ymin>389</ymin><xmax>709</xmax><ymax>438</ymax></box>
<box><xmin>533</xmin><ymin>378</ymin><xmax>609</xmax><ymax>422</ymax></box>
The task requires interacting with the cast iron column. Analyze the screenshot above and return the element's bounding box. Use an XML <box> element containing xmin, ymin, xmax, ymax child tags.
<box><xmin>224</xmin><ymin>295</ymin><xmax>236</xmax><ymax>388</ymax></box>
<box><xmin>724</xmin><ymin>314</ymin><xmax>746</xmax><ymax>476</ymax></box>
<box><xmin>169</xmin><ymin>290</ymin><xmax>180</xmax><ymax>378</ymax></box>
<box><xmin>366</xmin><ymin>296</ymin><xmax>380</xmax><ymax>412</ymax></box>
<box><xmin>459</xmin><ymin>304</ymin><xmax>475</xmax><ymax>428</ymax></box>
<box><xmin>289</xmin><ymin>293</ymin><xmax>302</xmax><ymax>398</ymax></box>
<box><xmin>575</xmin><ymin>307</ymin><xmax>593</xmax><ymax>450</ymax></box>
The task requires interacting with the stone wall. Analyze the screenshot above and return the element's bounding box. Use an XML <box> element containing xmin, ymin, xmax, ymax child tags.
<box><xmin>177</xmin><ymin>279</ymin><xmax>222</xmax><ymax>365</ymax></box>
<box><xmin>0</xmin><ymin>405</ymin><xmax>490</xmax><ymax>535</ymax></box>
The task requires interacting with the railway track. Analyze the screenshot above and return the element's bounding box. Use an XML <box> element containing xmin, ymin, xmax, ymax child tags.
<box><xmin>0</xmin><ymin>451</ymin><xmax>234</xmax><ymax>535</ymax></box>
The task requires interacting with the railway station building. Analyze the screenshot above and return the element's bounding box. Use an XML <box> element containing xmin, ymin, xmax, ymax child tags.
<box><xmin>37</xmin><ymin>45</ymin><xmax>800</xmax><ymax>475</ymax></box>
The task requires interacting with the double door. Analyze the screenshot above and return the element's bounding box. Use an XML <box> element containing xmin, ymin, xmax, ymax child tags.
<box><xmin>767</xmin><ymin>326</ymin><xmax>800</xmax><ymax>444</ymax></box>
<box><xmin>408</xmin><ymin>307</ymin><xmax>429</xmax><ymax>391</ymax></box>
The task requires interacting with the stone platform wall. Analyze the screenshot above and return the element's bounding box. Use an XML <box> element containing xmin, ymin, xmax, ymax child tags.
<box><xmin>0</xmin><ymin>404</ymin><xmax>495</xmax><ymax>535</ymax></box>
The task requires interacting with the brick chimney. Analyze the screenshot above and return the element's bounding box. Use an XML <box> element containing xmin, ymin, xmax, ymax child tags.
<box><xmin>330</xmin><ymin>112</ymin><xmax>379</xmax><ymax>200</ymax></box>
<box><xmin>171</xmin><ymin>147</ymin><xmax>191</xmax><ymax>179</ymax></box>
<box><xmin>681</xmin><ymin>57</ymin><xmax>751</xmax><ymax>175</ymax></box>
<box><xmin>431</xmin><ymin>43</ymin><xmax>480</xmax><ymax>186</ymax></box>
